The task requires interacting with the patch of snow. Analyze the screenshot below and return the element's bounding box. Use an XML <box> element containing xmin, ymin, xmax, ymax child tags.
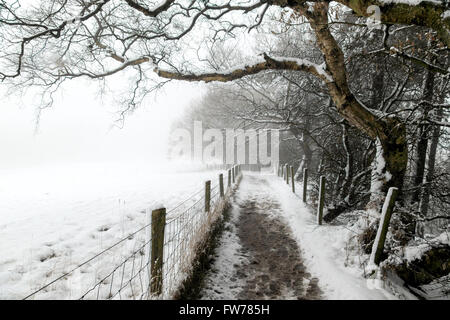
<box><xmin>417</xmin><ymin>274</ymin><xmax>450</xmax><ymax>300</ymax></box>
<box><xmin>208</xmin><ymin>56</ymin><xmax>266</xmax><ymax>76</ymax></box>
<box><xmin>188</xmin><ymin>55</ymin><xmax>333</xmax><ymax>83</ymax></box>
<box><xmin>404</xmin><ymin>244</ymin><xmax>431</xmax><ymax>262</ymax></box>
<box><xmin>200</xmin><ymin>196</ymin><xmax>249</xmax><ymax>299</ymax></box>
<box><xmin>271</xmin><ymin>57</ymin><xmax>333</xmax><ymax>82</ymax></box>
<box><xmin>402</xmin><ymin>231</ymin><xmax>449</xmax><ymax>263</ymax></box>
<box><xmin>265</xmin><ymin>174</ymin><xmax>397</xmax><ymax>299</ymax></box>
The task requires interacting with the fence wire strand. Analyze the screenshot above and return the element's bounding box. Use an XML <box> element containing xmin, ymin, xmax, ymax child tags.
<box><xmin>23</xmin><ymin>167</ymin><xmax>240</xmax><ymax>300</ymax></box>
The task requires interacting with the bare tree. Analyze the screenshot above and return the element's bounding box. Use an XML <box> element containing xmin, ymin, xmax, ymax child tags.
<box><xmin>1</xmin><ymin>0</ymin><xmax>449</xmax><ymax>211</ymax></box>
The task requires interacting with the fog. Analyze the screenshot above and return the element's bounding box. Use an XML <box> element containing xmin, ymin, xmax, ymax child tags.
<box><xmin>0</xmin><ymin>79</ymin><xmax>206</xmax><ymax>170</ymax></box>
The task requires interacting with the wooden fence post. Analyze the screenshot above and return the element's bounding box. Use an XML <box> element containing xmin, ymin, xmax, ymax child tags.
<box><xmin>290</xmin><ymin>166</ymin><xmax>295</xmax><ymax>193</ymax></box>
<box><xmin>219</xmin><ymin>174</ymin><xmax>224</xmax><ymax>198</ymax></box>
<box><xmin>286</xmin><ymin>164</ymin><xmax>289</xmax><ymax>184</ymax></box>
<box><xmin>317</xmin><ymin>176</ymin><xmax>325</xmax><ymax>225</ymax></box>
<box><xmin>205</xmin><ymin>180</ymin><xmax>211</xmax><ymax>213</ymax></box>
<box><xmin>302</xmin><ymin>168</ymin><xmax>308</xmax><ymax>203</ymax></box>
<box><xmin>370</xmin><ymin>187</ymin><xmax>399</xmax><ymax>265</ymax></box>
<box><xmin>150</xmin><ymin>208</ymin><xmax>166</xmax><ymax>295</ymax></box>
<box><xmin>228</xmin><ymin>169</ymin><xmax>231</xmax><ymax>188</ymax></box>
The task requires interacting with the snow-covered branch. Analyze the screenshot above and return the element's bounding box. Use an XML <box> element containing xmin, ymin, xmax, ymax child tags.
<box><xmin>154</xmin><ymin>53</ymin><xmax>333</xmax><ymax>83</ymax></box>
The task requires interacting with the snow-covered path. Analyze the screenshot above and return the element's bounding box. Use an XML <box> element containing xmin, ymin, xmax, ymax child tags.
<box><xmin>200</xmin><ymin>173</ymin><xmax>396</xmax><ymax>300</ymax></box>
<box><xmin>201</xmin><ymin>174</ymin><xmax>322</xmax><ymax>299</ymax></box>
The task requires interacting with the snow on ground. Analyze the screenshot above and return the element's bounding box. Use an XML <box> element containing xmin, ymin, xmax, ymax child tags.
<box><xmin>201</xmin><ymin>172</ymin><xmax>396</xmax><ymax>300</ymax></box>
<box><xmin>0</xmin><ymin>162</ymin><xmax>225</xmax><ymax>299</ymax></box>
<box><xmin>266</xmin><ymin>173</ymin><xmax>397</xmax><ymax>299</ymax></box>
<box><xmin>200</xmin><ymin>195</ymin><xmax>250</xmax><ymax>299</ymax></box>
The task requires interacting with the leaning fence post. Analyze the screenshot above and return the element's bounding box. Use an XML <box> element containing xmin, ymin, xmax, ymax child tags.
<box><xmin>302</xmin><ymin>168</ymin><xmax>308</xmax><ymax>203</ymax></box>
<box><xmin>290</xmin><ymin>166</ymin><xmax>295</xmax><ymax>193</ymax></box>
<box><xmin>205</xmin><ymin>180</ymin><xmax>211</xmax><ymax>213</ymax></box>
<box><xmin>370</xmin><ymin>187</ymin><xmax>399</xmax><ymax>265</ymax></box>
<box><xmin>228</xmin><ymin>169</ymin><xmax>231</xmax><ymax>188</ymax></box>
<box><xmin>151</xmin><ymin>207</ymin><xmax>166</xmax><ymax>296</ymax></box>
<box><xmin>219</xmin><ymin>174</ymin><xmax>224</xmax><ymax>198</ymax></box>
<box><xmin>317</xmin><ymin>176</ymin><xmax>325</xmax><ymax>225</ymax></box>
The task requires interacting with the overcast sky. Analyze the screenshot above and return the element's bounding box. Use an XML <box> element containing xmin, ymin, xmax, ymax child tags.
<box><xmin>0</xmin><ymin>78</ymin><xmax>206</xmax><ymax>170</ymax></box>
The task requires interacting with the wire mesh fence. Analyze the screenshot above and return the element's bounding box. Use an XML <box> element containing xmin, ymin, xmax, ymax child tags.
<box><xmin>23</xmin><ymin>166</ymin><xmax>241</xmax><ymax>300</ymax></box>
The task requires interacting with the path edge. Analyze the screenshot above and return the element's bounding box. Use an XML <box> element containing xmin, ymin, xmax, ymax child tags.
<box><xmin>173</xmin><ymin>173</ymin><xmax>243</xmax><ymax>299</ymax></box>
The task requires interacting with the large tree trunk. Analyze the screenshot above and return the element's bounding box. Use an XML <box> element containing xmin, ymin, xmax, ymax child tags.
<box><xmin>413</xmin><ymin>124</ymin><xmax>429</xmax><ymax>204</ymax></box>
<box><xmin>371</xmin><ymin>59</ymin><xmax>385</xmax><ymax>110</ymax></box>
<box><xmin>412</xmin><ymin>60</ymin><xmax>436</xmax><ymax>204</ymax></box>
<box><xmin>337</xmin><ymin>121</ymin><xmax>353</xmax><ymax>202</ymax></box>
<box><xmin>419</xmin><ymin>109</ymin><xmax>442</xmax><ymax>217</ymax></box>
<box><xmin>301</xmin><ymin>3</ymin><xmax>408</xmax><ymax>212</ymax></box>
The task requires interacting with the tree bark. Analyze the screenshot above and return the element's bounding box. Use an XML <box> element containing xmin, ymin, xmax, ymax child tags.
<box><xmin>338</xmin><ymin>122</ymin><xmax>354</xmax><ymax>203</ymax></box>
<box><xmin>371</xmin><ymin>63</ymin><xmax>384</xmax><ymax>109</ymax></box>
<box><xmin>301</xmin><ymin>3</ymin><xmax>408</xmax><ymax>208</ymax></box>
<box><xmin>413</xmin><ymin>55</ymin><xmax>436</xmax><ymax>205</ymax></box>
<box><xmin>420</xmin><ymin>104</ymin><xmax>444</xmax><ymax>217</ymax></box>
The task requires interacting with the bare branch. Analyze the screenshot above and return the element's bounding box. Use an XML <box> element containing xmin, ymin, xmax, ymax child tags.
<box><xmin>154</xmin><ymin>53</ymin><xmax>333</xmax><ymax>83</ymax></box>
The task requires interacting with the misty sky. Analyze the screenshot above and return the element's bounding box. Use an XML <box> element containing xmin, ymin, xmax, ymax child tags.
<box><xmin>0</xmin><ymin>78</ymin><xmax>206</xmax><ymax>170</ymax></box>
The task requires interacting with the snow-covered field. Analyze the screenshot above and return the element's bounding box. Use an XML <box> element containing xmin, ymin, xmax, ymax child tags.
<box><xmin>0</xmin><ymin>162</ymin><xmax>225</xmax><ymax>299</ymax></box>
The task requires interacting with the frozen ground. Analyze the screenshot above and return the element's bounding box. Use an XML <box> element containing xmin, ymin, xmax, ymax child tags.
<box><xmin>0</xmin><ymin>162</ymin><xmax>224</xmax><ymax>299</ymax></box>
<box><xmin>201</xmin><ymin>173</ymin><xmax>398</xmax><ymax>300</ymax></box>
